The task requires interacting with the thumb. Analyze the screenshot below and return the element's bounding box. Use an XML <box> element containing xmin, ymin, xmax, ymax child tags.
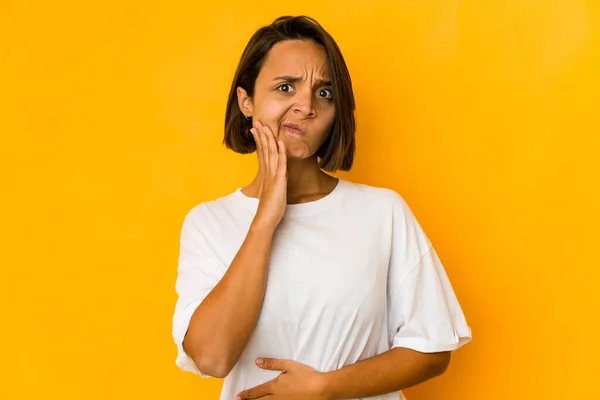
<box><xmin>256</xmin><ymin>358</ymin><xmax>290</xmax><ymax>372</ymax></box>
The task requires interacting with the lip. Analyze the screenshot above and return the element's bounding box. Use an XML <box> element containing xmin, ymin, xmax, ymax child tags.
<box><xmin>281</xmin><ymin>123</ymin><xmax>305</xmax><ymax>135</ymax></box>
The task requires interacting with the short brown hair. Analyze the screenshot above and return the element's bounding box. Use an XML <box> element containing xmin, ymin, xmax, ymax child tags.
<box><xmin>223</xmin><ymin>16</ymin><xmax>356</xmax><ymax>172</ymax></box>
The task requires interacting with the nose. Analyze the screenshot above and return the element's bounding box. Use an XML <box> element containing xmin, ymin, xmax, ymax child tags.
<box><xmin>293</xmin><ymin>89</ymin><xmax>316</xmax><ymax>118</ymax></box>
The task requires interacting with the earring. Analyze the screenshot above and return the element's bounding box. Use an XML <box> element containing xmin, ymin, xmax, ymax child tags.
<box><xmin>245</xmin><ymin>114</ymin><xmax>252</xmax><ymax>121</ymax></box>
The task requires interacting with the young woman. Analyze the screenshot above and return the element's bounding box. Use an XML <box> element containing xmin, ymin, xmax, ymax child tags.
<box><xmin>172</xmin><ymin>15</ymin><xmax>471</xmax><ymax>400</ymax></box>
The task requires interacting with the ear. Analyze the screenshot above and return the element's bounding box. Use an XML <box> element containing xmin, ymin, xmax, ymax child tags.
<box><xmin>236</xmin><ymin>86</ymin><xmax>253</xmax><ymax>118</ymax></box>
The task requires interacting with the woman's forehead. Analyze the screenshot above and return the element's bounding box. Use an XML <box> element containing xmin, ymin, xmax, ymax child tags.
<box><xmin>261</xmin><ymin>40</ymin><xmax>331</xmax><ymax>79</ymax></box>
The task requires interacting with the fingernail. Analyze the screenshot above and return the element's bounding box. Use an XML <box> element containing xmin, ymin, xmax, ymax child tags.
<box><xmin>256</xmin><ymin>358</ymin><xmax>263</xmax><ymax>365</ymax></box>
<box><xmin>236</xmin><ymin>396</ymin><xmax>241</xmax><ymax>400</ymax></box>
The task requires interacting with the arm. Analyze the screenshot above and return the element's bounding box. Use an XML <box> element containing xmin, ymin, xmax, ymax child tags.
<box><xmin>182</xmin><ymin>121</ymin><xmax>287</xmax><ymax>378</ymax></box>
<box><xmin>236</xmin><ymin>347</ymin><xmax>451</xmax><ymax>400</ymax></box>
<box><xmin>321</xmin><ymin>347</ymin><xmax>451</xmax><ymax>399</ymax></box>
<box><xmin>183</xmin><ymin>220</ymin><xmax>275</xmax><ymax>378</ymax></box>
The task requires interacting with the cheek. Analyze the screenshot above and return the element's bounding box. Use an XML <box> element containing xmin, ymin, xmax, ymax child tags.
<box><xmin>318</xmin><ymin>108</ymin><xmax>336</xmax><ymax>133</ymax></box>
<box><xmin>254</xmin><ymin>98</ymin><xmax>288</xmax><ymax>125</ymax></box>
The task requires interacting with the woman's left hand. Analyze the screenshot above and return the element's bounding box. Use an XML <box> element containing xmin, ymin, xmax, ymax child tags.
<box><xmin>236</xmin><ymin>358</ymin><xmax>331</xmax><ymax>400</ymax></box>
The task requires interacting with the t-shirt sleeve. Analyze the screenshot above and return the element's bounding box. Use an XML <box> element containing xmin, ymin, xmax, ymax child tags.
<box><xmin>387</xmin><ymin>192</ymin><xmax>472</xmax><ymax>353</ymax></box>
<box><xmin>172</xmin><ymin>206</ymin><xmax>225</xmax><ymax>377</ymax></box>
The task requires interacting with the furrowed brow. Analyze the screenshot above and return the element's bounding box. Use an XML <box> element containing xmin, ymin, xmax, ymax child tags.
<box><xmin>273</xmin><ymin>76</ymin><xmax>332</xmax><ymax>87</ymax></box>
<box><xmin>316</xmin><ymin>79</ymin><xmax>332</xmax><ymax>87</ymax></box>
<box><xmin>273</xmin><ymin>76</ymin><xmax>302</xmax><ymax>83</ymax></box>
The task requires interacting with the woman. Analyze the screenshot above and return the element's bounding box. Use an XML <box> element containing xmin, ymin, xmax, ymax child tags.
<box><xmin>172</xmin><ymin>15</ymin><xmax>471</xmax><ymax>400</ymax></box>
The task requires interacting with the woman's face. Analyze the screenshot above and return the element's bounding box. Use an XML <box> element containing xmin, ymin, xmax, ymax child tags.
<box><xmin>238</xmin><ymin>40</ymin><xmax>336</xmax><ymax>160</ymax></box>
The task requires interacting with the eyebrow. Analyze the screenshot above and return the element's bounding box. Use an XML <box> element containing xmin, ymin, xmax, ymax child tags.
<box><xmin>273</xmin><ymin>75</ymin><xmax>332</xmax><ymax>87</ymax></box>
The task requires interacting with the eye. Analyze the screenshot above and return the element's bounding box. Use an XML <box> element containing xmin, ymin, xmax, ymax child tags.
<box><xmin>277</xmin><ymin>83</ymin><xmax>293</xmax><ymax>93</ymax></box>
<box><xmin>318</xmin><ymin>88</ymin><xmax>333</xmax><ymax>99</ymax></box>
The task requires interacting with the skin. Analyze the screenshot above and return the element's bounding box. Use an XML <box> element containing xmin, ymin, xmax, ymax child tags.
<box><xmin>236</xmin><ymin>348</ymin><xmax>451</xmax><ymax>399</ymax></box>
<box><xmin>182</xmin><ymin>41</ymin><xmax>334</xmax><ymax>380</ymax></box>
<box><xmin>237</xmin><ymin>39</ymin><xmax>339</xmax><ymax>203</ymax></box>
<box><xmin>232</xmin><ymin>39</ymin><xmax>452</xmax><ymax>399</ymax></box>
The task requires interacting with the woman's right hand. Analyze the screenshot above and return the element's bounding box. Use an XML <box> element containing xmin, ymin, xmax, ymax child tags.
<box><xmin>250</xmin><ymin>120</ymin><xmax>287</xmax><ymax>231</ymax></box>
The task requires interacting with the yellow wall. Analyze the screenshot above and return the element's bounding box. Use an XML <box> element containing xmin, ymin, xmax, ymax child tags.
<box><xmin>2</xmin><ymin>1</ymin><xmax>599</xmax><ymax>399</ymax></box>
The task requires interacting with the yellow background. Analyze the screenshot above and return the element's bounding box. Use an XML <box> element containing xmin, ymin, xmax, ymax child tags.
<box><xmin>2</xmin><ymin>0</ymin><xmax>599</xmax><ymax>399</ymax></box>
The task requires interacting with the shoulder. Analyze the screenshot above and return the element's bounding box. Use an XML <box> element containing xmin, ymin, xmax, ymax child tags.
<box><xmin>181</xmin><ymin>188</ymin><xmax>241</xmax><ymax>229</ymax></box>
<box><xmin>342</xmin><ymin>180</ymin><xmax>421</xmax><ymax>231</ymax></box>
<box><xmin>343</xmin><ymin>179</ymin><xmax>411</xmax><ymax>211</ymax></box>
<box><xmin>346</xmin><ymin>181</ymin><xmax>433</xmax><ymax>251</ymax></box>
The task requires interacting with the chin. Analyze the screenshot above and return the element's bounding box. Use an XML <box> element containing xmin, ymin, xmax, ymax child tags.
<box><xmin>281</xmin><ymin>137</ymin><xmax>319</xmax><ymax>160</ymax></box>
<box><xmin>286</xmin><ymin>153</ymin><xmax>308</xmax><ymax>160</ymax></box>
<box><xmin>286</xmin><ymin>150</ymin><xmax>314</xmax><ymax>160</ymax></box>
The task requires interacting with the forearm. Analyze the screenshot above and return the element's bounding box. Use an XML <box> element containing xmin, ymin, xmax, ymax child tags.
<box><xmin>321</xmin><ymin>347</ymin><xmax>451</xmax><ymax>399</ymax></box>
<box><xmin>184</xmin><ymin>221</ymin><xmax>275</xmax><ymax>377</ymax></box>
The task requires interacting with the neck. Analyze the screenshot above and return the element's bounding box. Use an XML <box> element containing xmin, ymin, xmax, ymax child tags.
<box><xmin>243</xmin><ymin>155</ymin><xmax>338</xmax><ymax>203</ymax></box>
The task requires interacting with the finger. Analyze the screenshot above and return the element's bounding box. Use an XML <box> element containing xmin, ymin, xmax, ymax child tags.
<box><xmin>250</xmin><ymin>128</ymin><xmax>265</xmax><ymax>174</ymax></box>
<box><xmin>236</xmin><ymin>382</ymin><xmax>272</xmax><ymax>400</ymax></box>
<box><xmin>256</xmin><ymin>121</ymin><xmax>270</xmax><ymax>173</ymax></box>
<box><xmin>276</xmin><ymin>140</ymin><xmax>287</xmax><ymax>178</ymax></box>
<box><xmin>259</xmin><ymin>122</ymin><xmax>276</xmax><ymax>177</ymax></box>
<box><xmin>250</xmin><ymin>127</ymin><xmax>260</xmax><ymax>151</ymax></box>
<box><xmin>256</xmin><ymin>358</ymin><xmax>289</xmax><ymax>372</ymax></box>
<box><xmin>263</xmin><ymin>125</ymin><xmax>279</xmax><ymax>177</ymax></box>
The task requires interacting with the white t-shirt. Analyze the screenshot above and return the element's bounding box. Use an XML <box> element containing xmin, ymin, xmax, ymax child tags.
<box><xmin>172</xmin><ymin>178</ymin><xmax>472</xmax><ymax>400</ymax></box>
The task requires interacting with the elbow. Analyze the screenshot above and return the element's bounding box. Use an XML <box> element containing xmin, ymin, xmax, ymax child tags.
<box><xmin>183</xmin><ymin>335</ymin><xmax>234</xmax><ymax>379</ymax></box>
<box><xmin>185</xmin><ymin>341</ymin><xmax>234</xmax><ymax>378</ymax></box>
<box><xmin>193</xmin><ymin>355</ymin><xmax>231</xmax><ymax>378</ymax></box>
<box><xmin>426</xmin><ymin>351</ymin><xmax>451</xmax><ymax>378</ymax></box>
